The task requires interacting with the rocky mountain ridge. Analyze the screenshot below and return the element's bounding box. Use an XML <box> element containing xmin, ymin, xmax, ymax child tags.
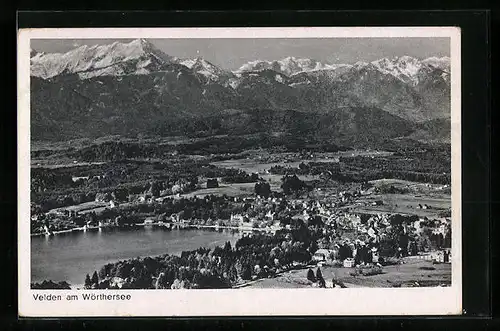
<box><xmin>30</xmin><ymin>39</ymin><xmax>451</xmax><ymax>145</ymax></box>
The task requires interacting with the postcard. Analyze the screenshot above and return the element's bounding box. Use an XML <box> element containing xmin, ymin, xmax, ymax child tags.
<box><xmin>18</xmin><ymin>26</ymin><xmax>461</xmax><ymax>316</ymax></box>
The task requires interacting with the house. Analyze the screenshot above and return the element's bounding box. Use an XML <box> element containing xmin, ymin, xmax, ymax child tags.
<box><xmin>431</xmin><ymin>251</ymin><xmax>445</xmax><ymax>263</ymax></box>
<box><xmin>206</xmin><ymin>178</ymin><xmax>219</xmax><ymax>189</ymax></box>
<box><xmin>144</xmin><ymin>218</ymin><xmax>155</xmax><ymax>225</ymax></box>
<box><xmin>312</xmin><ymin>249</ymin><xmax>332</xmax><ymax>262</ymax></box>
<box><xmin>230</xmin><ymin>213</ymin><xmax>244</xmax><ymax>224</ymax></box>
<box><xmin>72</xmin><ymin>176</ymin><xmax>89</xmax><ymax>182</ymax></box>
<box><xmin>265</xmin><ymin>210</ymin><xmax>275</xmax><ymax>221</ymax></box>
<box><xmin>95</xmin><ymin>192</ymin><xmax>112</xmax><ymax>202</ymax></box>
<box><xmin>171</xmin><ymin>213</ymin><xmax>181</xmax><ymax>223</ymax></box>
<box><xmin>343</xmin><ymin>258</ymin><xmax>356</xmax><ymax>268</ymax></box>
<box><xmin>371</xmin><ymin>247</ymin><xmax>380</xmax><ymax>263</ymax></box>
<box><xmin>367</xmin><ymin>227</ymin><xmax>379</xmax><ymax>239</ymax></box>
<box><xmin>171</xmin><ymin>184</ymin><xmax>182</xmax><ymax>194</ymax></box>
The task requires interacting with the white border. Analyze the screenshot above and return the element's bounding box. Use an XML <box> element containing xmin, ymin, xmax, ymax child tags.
<box><xmin>18</xmin><ymin>27</ymin><xmax>462</xmax><ymax>317</ymax></box>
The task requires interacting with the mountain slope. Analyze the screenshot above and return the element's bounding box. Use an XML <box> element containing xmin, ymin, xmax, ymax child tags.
<box><xmin>29</xmin><ymin>40</ymin><xmax>451</xmax><ymax>145</ymax></box>
<box><xmin>30</xmin><ymin>39</ymin><xmax>177</xmax><ymax>79</ymax></box>
<box><xmin>180</xmin><ymin>57</ymin><xmax>235</xmax><ymax>84</ymax></box>
<box><xmin>236</xmin><ymin>56</ymin><xmax>349</xmax><ymax>76</ymax></box>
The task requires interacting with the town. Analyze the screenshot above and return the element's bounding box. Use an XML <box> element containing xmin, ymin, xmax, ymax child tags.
<box><xmin>30</xmin><ymin>142</ymin><xmax>452</xmax><ymax>290</ymax></box>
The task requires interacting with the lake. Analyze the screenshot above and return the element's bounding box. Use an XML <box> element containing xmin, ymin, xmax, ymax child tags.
<box><xmin>31</xmin><ymin>227</ymin><xmax>241</xmax><ymax>286</ymax></box>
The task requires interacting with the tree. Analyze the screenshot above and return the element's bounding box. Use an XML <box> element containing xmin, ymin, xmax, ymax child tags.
<box><xmin>155</xmin><ymin>272</ymin><xmax>167</xmax><ymax>289</ymax></box>
<box><xmin>408</xmin><ymin>241</ymin><xmax>418</xmax><ymax>256</ymax></box>
<box><xmin>31</xmin><ymin>280</ymin><xmax>71</xmax><ymax>289</ymax></box>
<box><xmin>281</xmin><ymin>175</ymin><xmax>307</xmax><ymax>195</ymax></box>
<box><xmin>84</xmin><ymin>274</ymin><xmax>92</xmax><ymax>289</ymax></box>
<box><xmin>223</xmin><ymin>241</ymin><xmax>232</xmax><ymax>253</ymax></box>
<box><xmin>112</xmin><ymin>188</ymin><xmax>128</xmax><ymax>202</ymax></box>
<box><xmin>307</xmin><ymin>268</ymin><xmax>316</xmax><ymax>282</ymax></box>
<box><xmin>171</xmin><ymin>279</ymin><xmax>182</xmax><ymax>289</ymax></box>
<box><xmin>318</xmin><ymin>276</ymin><xmax>326</xmax><ymax>288</ymax></box>
<box><xmin>444</xmin><ymin>230</ymin><xmax>451</xmax><ymax>248</ymax></box>
<box><xmin>192</xmin><ymin>273</ymin><xmax>202</xmax><ymax>288</ymax></box>
<box><xmin>91</xmin><ymin>271</ymin><xmax>99</xmax><ymax>286</ymax></box>
<box><xmin>338</xmin><ymin>244</ymin><xmax>353</xmax><ymax>261</ymax></box>
<box><xmin>254</xmin><ymin>181</ymin><xmax>271</xmax><ymax>198</ymax></box>
<box><xmin>316</xmin><ymin>267</ymin><xmax>324</xmax><ymax>282</ymax></box>
<box><xmin>149</xmin><ymin>181</ymin><xmax>161</xmax><ymax>198</ymax></box>
<box><xmin>308</xmin><ymin>215</ymin><xmax>323</xmax><ymax>227</ymax></box>
<box><xmin>229</xmin><ymin>265</ymin><xmax>238</xmax><ymax>283</ymax></box>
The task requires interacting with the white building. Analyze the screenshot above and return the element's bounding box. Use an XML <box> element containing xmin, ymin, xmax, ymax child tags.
<box><xmin>343</xmin><ymin>258</ymin><xmax>355</xmax><ymax>268</ymax></box>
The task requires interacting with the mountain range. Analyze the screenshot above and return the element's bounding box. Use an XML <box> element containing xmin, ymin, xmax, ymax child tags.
<box><xmin>30</xmin><ymin>39</ymin><xmax>451</xmax><ymax>146</ymax></box>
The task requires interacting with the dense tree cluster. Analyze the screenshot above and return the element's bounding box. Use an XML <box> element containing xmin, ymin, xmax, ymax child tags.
<box><xmin>221</xmin><ymin>170</ymin><xmax>259</xmax><ymax>184</ymax></box>
<box><xmin>340</xmin><ymin>151</ymin><xmax>450</xmax><ymax>184</ymax></box>
<box><xmin>83</xmin><ymin>228</ymin><xmax>320</xmax><ymax>289</ymax></box>
<box><xmin>31</xmin><ymin>160</ymin><xmax>258</xmax><ymax>212</ymax></box>
<box><xmin>31</xmin><ymin>280</ymin><xmax>71</xmax><ymax>289</ymax></box>
<box><xmin>254</xmin><ymin>181</ymin><xmax>271</xmax><ymax>198</ymax></box>
<box><xmin>70</xmin><ymin>141</ymin><xmax>176</xmax><ymax>162</ymax></box>
<box><xmin>177</xmin><ymin>135</ymin><xmax>344</xmax><ymax>155</ymax></box>
<box><xmin>281</xmin><ymin>175</ymin><xmax>310</xmax><ymax>195</ymax></box>
<box><xmin>269</xmin><ymin>148</ymin><xmax>450</xmax><ymax>185</ymax></box>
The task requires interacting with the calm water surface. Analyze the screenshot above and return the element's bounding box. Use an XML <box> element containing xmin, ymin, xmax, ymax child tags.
<box><xmin>31</xmin><ymin>227</ymin><xmax>241</xmax><ymax>286</ymax></box>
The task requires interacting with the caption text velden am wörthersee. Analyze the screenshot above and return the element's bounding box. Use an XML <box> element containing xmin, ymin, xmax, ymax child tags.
<box><xmin>33</xmin><ymin>293</ymin><xmax>132</xmax><ymax>301</ymax></box>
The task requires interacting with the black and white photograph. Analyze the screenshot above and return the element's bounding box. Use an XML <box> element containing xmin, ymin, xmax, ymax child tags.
<box><xmin>18</xmin><ymin>27</ymin><xmax>462</xmax><ymax>316</ymax></box>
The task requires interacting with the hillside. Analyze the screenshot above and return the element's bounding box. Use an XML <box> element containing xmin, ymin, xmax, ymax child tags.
<box><xmin>30</xmin><ymin>39</ymin><xmax>451</xmax><ymax>147</ymax></box>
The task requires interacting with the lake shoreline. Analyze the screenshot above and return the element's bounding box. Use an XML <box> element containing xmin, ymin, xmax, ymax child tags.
<box><xmin>31</xmin><ymin>222</ymin><xmax>277</xmax><ymax>237</ymax></box>
<box><xmin>31</xmin><ymin>227</ymin><xmax>242</xmax><ymax>287</ymax></box>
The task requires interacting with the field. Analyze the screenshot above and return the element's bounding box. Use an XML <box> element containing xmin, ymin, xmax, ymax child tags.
<box><xmin>245</xmin><ymin>258</ymin><xmax>451</xmax><ymax>289</ymax></box>
<box><xmin>210</xmin><ymin>150</ymin><xmax>392</xmax><ymax>174</ymax></box>
<box><xmin>348</xmin><ymin>193</ymin><xmax>451</xmax><ymax>218</ymax></box>
<box><xmin>179</xmin><ymin>182</ymin><xmax>256</xmax><ymax>198</ymax></box>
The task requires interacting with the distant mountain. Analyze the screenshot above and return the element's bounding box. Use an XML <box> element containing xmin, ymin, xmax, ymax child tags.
<box><xmin>30</xmin><ymin>39</ymin><xmax>451</xmax><ymax>145</ymax></box>
<box><xmin>422</xmin><ymin>56</ymin><xmax>451</xmax><ymax>72</ymax></box>
<box><xmin>370</xmin><ymin>56</ymin><xmax>430</xmax><ymax>86</ymax></box>
<box><xmin>235</xmin><ymin>56</ymin><xmax>350</xmax><ymax>76</ymax></box>
<box><xmin>30</xmin><ymin>39</ymin><xmax>177</xmax><ymax>79</ymax></box>
<box><xmin>179</xmin><ymin>57</ymin><xmax>235</xmax><ymax>84</ymax></box>
<box><xmin>236</xmin><ymin>55</ymin><xmax>449</xmax><ymax>85</ymax></box>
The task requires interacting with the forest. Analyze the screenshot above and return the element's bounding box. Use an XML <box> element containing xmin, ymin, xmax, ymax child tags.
<box><xmin>269</xmin><ymin>148</ymin><xmax>451</xmax><ymax>185</ymax></box>
<box><xmin>31</xmin><ymin>159</ymin><xmax>259</xmax><ymax>212</ymax></box>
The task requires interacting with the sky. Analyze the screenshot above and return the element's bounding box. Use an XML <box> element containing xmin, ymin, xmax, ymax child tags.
<box><xmin>31</xmin><ymin>38</ymin><xmax>450</xmax><ymax>70</ymax></box>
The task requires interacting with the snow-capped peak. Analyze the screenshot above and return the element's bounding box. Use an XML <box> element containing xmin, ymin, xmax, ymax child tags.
<box><xmin>369</xmin><ymin>56</ymin><xmax>423</xmax><ymax>85</ymax></box>
<box><xmin>30</xmin><ymin>38</ymin><xmax>176</xmax><ymax>79</ymax></box>
<box><xmin>180</xmin><ymin>57</ymin><xmax>233</xmax><ymax>82</ymax></box>
<box><xmin>235</xmin><ymin>57</ymin><xmax>333</xmax><ymax>76</ymax></box>
<box><xmin>180</xmin><ymin>58</ymin><xmax>197</xmax><ymax>69</ymax></box>
<box><xmin>422</xmin><ymin>56</ymin><xmax>450</xmax><ymax>71</ymax></box>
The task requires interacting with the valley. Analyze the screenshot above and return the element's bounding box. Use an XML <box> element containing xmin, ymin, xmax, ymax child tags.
<box><xmin>29</xmin><ymin>38</ymin><xmax>452</xmax><ymax>290</ymax></box>
<box><xmin>30</xmin><ymin>134</ymin><xmax>451</xmax><ymax>289</ymax></box>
